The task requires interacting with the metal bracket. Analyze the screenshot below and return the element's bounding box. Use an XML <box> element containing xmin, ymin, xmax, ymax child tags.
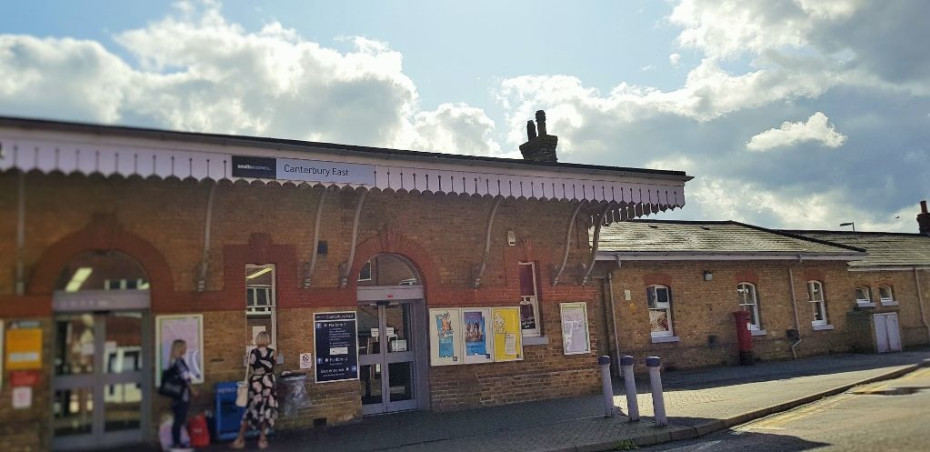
<box><xmin>340</xmin><ymin>190</ymin><xmax>367</xmax><ymax>288</ymax></box>
<box><xmin>552</xmin><ymin>201</ymin><xmax>586</xmax><ymax>287</ymax></box>
<box><xmin>303</xmin><ymin>189</ymin><xmax>328</xmax><ymax>288</ymax></box>
<box><xmin>195</xmin><ymin>182</ymin><xmax>217</xmax><ymax>292</ymax></box>
<box><xmin>581</xmin><ymin>202</ymin><xmax>614</xmax><ymax>286</ymax></box>
<box><xmin>472</xmin><ymin>196</ymin><xmax>503</xmax><ymax>289</ymax></box>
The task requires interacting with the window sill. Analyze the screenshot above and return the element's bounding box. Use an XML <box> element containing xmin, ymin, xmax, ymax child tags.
<box><xmin>651</xmin><ymin>335</ymin><xmax>680</xmax><ymax>344</ymax></box>
<box><xmin>522</xmin><ymin>335</ymin><xmax>549</xmax><ymax>346</ymax></box>
<box><xmin>812</xmin><ymin>324</ymin><xmax>835</xmax><ymax>331</ymax></box>
<box><xmin>856</xmin><ymin>302</ymin><xmax>876</xmax><ymax>308</ymax></box>
<box><xmin>750</xmin><ymin>329</ymin><xmax>767</xmax><ymax>337</ymax></box>
<box><xmin>880</xmin><ymin>301</ymin><xmax>899</xmax><ymax>307</ymax></box>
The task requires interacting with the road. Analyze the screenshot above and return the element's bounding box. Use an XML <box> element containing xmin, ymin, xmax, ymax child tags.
<box><xmin>643</xmin><ymin>367</ymin><xmax>930</xmax><ymax>452</ymax></box>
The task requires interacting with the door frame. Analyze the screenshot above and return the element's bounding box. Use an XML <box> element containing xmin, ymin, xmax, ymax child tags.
<box><xmin>51</xmin><ymin>290</ymin><xmax>152</xmax><ymax>451</ymax></box>
<box><xmin>357</xmin><ymin>286</ymin><xmax>429</xmax><ymax>415</ymax></box>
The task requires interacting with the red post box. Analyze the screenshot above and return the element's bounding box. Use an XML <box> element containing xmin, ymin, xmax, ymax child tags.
<box><xmin>732</xmin><ymin>311</ymin><xmax>754</xmax><ymax>365</ymax></box>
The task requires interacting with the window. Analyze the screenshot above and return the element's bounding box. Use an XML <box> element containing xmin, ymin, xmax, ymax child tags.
<box><xmin>519</xmin><ymin>262</ymin><xmax>541</xmax><ymax>336</ymax></box>
<box><xmin>855</xmin><ymin>287</ymin><xmax>874</xmax><ymax>306</ymax></box>
<box><xmin>246</xmin><ymin>264</ymin><xmax>276</xmax><ymax>347</ymax></box>
<box><xmin>807</xmin><ymin>281</ymin><xmax>828</xmax><ymax>327</ymax></box>
<box><xmin>358</xmin><ymin>260</ymin><xmax>372</xmax><ymax>282</ymax></box>
<box><xmin>647</xmin><ymin>285</ymin><xmax>673</xmax><ymax>338</ymax></box>
<box><xmin>878</xmin><ymin>286</ymin><xmax>896</xmax><ymax>305</ymax></box>
<box><xmin>737</xmin><ymin>283</ymin><xmax>761</xmax><ymax>330</ymax></box>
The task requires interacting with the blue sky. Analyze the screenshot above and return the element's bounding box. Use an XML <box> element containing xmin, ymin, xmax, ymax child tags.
<box><xmin>2</xmin><ymin>0</ymin><xmax>929</xmax><ymax>232</ymax></box>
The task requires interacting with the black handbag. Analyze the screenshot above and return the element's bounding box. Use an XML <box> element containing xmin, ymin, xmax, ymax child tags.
<box><xmin>158</xmin><ymin>364</ymin><xmax>185</xmax><ymax>399</ymax></box>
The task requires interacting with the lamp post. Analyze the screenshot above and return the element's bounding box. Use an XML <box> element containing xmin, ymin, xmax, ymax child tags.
<box><xmin>839</xmin><ymin>222</ymin><xmax>856</xmax><ymax>231</ymax></box>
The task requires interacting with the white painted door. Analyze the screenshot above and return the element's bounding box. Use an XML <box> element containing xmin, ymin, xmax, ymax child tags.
<box><xmin>874</xmin><ymin>314</ymin><xmax>889</xmax><ymax>353</ymax></box>
<box><xmin>873</xmin><ymin>313</ymin><xmax>902</xmax><ymax>353</ymax></box>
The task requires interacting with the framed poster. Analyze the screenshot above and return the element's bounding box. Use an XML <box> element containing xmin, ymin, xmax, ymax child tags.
<box><xmin>155</xmin><ymin>314</ymin><xmax>204</xmax><ymax>385</ymax></box>
<box><xmin>429</xmin><ymin>308</ymin><xmax>462</xmax><ymax>366</ymax></box>
<box><xmin>490</xmin><ymin>307</ymin><xmax>523</xmax><ymax>362</ymax></box>
<box><xmin>5</xmin><ymin>326</ymin><xmax>42</xmax><ymax>371</ymax></box>
<box><xmin>314</xmin><ymin>311</ymin><xmax>359</xmax><ymax>383</ymax></box>
<box><xmin>461</xmin><ymin>308</ymin><xmax>494</xmax><ymax>364</ymax></box>
<box><xmin>560</xmin><ymin>302</ymin><xmax>591</xmax><ymax>355</ymax></box>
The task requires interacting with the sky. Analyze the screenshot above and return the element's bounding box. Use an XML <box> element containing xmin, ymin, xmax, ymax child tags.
<box><xmin>1</xmin><ymin>0</ymin><xmax>929</xmax><ymax>232</ymax></box>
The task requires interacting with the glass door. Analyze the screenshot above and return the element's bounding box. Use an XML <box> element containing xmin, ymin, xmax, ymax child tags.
<box><xmin>358</xmin><ymin>301</ymin><xmax>418</xmax><ymax>415</ymax></box>
<box><xmin>52</xmin><ymin>311</ymin><xmax>149</xmax><ymax>450</ymax></box>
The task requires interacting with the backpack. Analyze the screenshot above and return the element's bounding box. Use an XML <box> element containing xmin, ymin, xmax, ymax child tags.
<box><xmin>158</xmin><ymin>363</ymin><xmax>185</xmax><ymax>399</ymax></box>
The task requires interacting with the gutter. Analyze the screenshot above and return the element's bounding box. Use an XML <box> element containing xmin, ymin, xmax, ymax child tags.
<box><xmin>595</xmin><ymin>252</ymin><xmax>865</xmax><ymax>262</ymax></box>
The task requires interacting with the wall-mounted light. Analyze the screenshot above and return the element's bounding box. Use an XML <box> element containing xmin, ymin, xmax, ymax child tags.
<box><xmin>703</xmin><ymin>271</ymin><xmax>713</xmax><ymax>281</ymax></box>
<box><xmin>507</xmin><ymin>230</ymin><xmax>516</xmax><ymax>246</ymax></box>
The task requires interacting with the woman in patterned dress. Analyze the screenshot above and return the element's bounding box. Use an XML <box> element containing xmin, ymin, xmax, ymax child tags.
<box><xmin>231</xmin><ymin>331</ymin><xmax>278</xmax><ymax>449</ymax></box>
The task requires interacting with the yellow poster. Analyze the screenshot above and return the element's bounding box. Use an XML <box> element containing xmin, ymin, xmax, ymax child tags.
<box><xmin>491</xmin><ymin>307</ymin><xmax>523</xmax><ymax>362</ymax></box>
<box><xmin>6</xmin><ymin>328</ymin><xmax>42</xmax><ymax>370</ymax></box>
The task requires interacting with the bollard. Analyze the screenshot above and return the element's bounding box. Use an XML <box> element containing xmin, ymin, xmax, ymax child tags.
<box><xmin>598</xmin><ymin>355</ymin><xmax>615</xmax><ymax>418</ymax></box>
<box><xmin>620</xmin><ymin>355</ymin><xmax>639</xmax><ymax>421</ymax></box>
<box><xmin>646</xmin><ymin>356</ymin><xmax>667</xmax><ymax>426</ymax></box>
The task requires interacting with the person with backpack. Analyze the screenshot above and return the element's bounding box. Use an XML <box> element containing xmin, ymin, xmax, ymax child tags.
<box><xmin>165</xmin><ymin>339</ymin><xmax>197</xmax><ymax>451</ymax></box>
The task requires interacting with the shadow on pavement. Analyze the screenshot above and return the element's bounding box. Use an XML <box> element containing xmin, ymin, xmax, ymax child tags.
<box><xmin>646</xmin><ymin>429</ymin><xmax>830</xmax><ymax>452</ymax></box>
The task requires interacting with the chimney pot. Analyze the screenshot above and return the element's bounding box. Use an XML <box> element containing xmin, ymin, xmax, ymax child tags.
<box><xmin>526</xmin><ymin>120</ymin><xmax>537</xmax><ymax>141</ymax></box>
<box><xmin>922</xmin><ymin>200</ymin><xmax>927</xmax><ymax>214</ymax></box>
<box><xmin>535</xmin><ymin>110</ymin><xmax>547</xmax><ymax>136</ymax></box>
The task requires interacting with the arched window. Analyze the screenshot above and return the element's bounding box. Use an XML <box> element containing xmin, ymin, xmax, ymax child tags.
<box><xmin>878</xmin><ymin>286</ymin><xmax>896</xmax><ymax>305</ymax></box>
<box><xmin>737</xmin><ymin>283</ymin><xmax>761</xmax><ymax>330</ymax></box>
<box><xmin>854</xmin><ymin>287</ymin><xmax>873</xmax><ymax>306</ymax></box>
<box><xmin>807</xmin><ymin>281</ymin><xmax>828</xmax><ymax>327</ymax></box>
<box><xmin>55</xmin><ymin>251</ymin><xmax>149</xmax><ymax>292</ymax></box>
<box><xmin>647</xmin><ymin>285</ymin><xmax>673</xmax><ymax>338</ymax></box>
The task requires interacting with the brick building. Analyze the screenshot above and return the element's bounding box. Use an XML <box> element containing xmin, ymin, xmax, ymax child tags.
<box><xmin>592</xmin><ymin>219</ymin><xmax>930</xmax><ymax>373</ymax></box>
<box><xmin>0</xmin><ymin>114</ymin><xmax>690</xmax><ymax>451</ymax></box>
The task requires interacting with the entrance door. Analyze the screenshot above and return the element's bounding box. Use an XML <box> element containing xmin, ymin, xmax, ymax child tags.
<box><xmin>358</xmin><ymin>301</ymin><xmax>421</xmax><ymax>415</ymax></box>
<box><xmin>874</xmin><ymin>313</ymin><xmax>902</xmax><ymax>353</ymax></box>
<box><xmin>52</xmin><ymin>310</ymin><xmax>149</xmax><ymax>450</ymax></box>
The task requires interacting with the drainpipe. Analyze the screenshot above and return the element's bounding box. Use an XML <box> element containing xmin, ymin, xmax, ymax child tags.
<box><xmin>788</xmin><ymin>255</ymin><xmax>803</xmax><ymax>359</ymax></box>
<box><xmin>914</xmin><ymin>267</ymin><xmax>930</xmax><ymax>344</ymax></box>
<box><xmin>607</xmin><ymin>270</ymin><xmax>623</xmax><ymax>375</ymax></box>
<box><xmin>15</xmin><ymin>171</ymin><xmax>25</xmax><ymax>295</ymax></box>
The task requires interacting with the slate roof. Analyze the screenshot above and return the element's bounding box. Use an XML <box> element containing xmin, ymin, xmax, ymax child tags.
<box><xmin>598</xmin><ymin>220</ymin><xmax>863</xmax><ymax>258</ymax></box>
<box><xmin>784</xmin><ymin>230</ymin><xmax>930</xmax><ymax>268</ymax></box>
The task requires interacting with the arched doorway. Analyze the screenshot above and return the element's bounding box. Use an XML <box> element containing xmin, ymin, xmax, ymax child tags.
<box><xmin>356</xmin><ymin>254</ymin><xmax>429</xmax><ymax>414</ymax></box>
<box><xmin>51</xmin><ymin>251</ymin><xmax>152</xmax><ymax>450</ymax></box>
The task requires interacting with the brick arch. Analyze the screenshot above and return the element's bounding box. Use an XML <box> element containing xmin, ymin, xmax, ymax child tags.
<box><xmin>29</xmin><ymin>214</ymin><xmax>174</xmax><ymax>300</ymax></box>
<box><xmin>348</xmin><ymin>231</ymin><xmax>441</xmax><ymax>300</ymax></box>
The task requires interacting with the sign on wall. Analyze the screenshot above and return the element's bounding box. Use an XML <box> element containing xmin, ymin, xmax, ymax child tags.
<box><xmin>429</xmin><ymin>308</ymin><xmax>463</xmax><ymax>366</ymax></box>
<box><xmin>461</xmin><ymin>308</ymin><xmax>494</xmax><ymax>364</ymax></box>
<box><xmin>314</xmin><ymin>312</ymin><xmax>359</xmax><ymax>383</ymax></box>
<box><xmin>231</xmin><ymin>155</ymin><xmax>375</xmax><ymax>185</ymax></box>
<box><xmin>491</xmin><ymin>307</ymin><xmax>523</xmax><ymax>362</ymax></box>
<box><xmin>560</xmin><ymin>302</ymin><xmax>591</xmax><ymax>355</ymax></box>
<box><xmin>155</xmin><ymin>314</ymin><xmax>205</xmax><ymax>385</ymax></box>
<box><xmin>5</xmin><ymin>325</ymin><xmax>42</xmax><ymax>371</ymax></box>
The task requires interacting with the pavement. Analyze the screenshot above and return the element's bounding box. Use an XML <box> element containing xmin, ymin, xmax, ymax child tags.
<box><xmin>141</xmin><ymin>348</ymin><xmax>930</xmax><ymax>452</ymax></box>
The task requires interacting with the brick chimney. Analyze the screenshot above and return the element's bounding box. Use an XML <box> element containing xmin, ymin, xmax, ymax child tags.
<box><xmin>918</xmin><ymin>201</ymin><xmax>930</xmax><ymax>235</ymax></box>
<box><xmin>519</xmin><ymin>110</ymin><xmax>559</xmax><ymax>162</ymax></box>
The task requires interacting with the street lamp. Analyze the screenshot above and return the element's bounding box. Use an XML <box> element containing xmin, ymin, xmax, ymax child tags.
<box><xmin>839</xmin><ymin>222</ymin><xmax>856</xmax><ymax>231</ymax></box>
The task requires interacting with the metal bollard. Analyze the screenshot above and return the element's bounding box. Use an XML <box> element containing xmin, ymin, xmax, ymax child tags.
<box><xmin>598</xmin><ymin>356</ymin><xmax>615</xmax><ymax>418</ymax></box>
<box><xmin>620</xmin><ymin>355</ymin><xmax>639</xmax><ymax>421</ymax></box>
<box><xmin>646</xmin><ymin>356</ymin><xmax>667</xmax><ymax>426</ymax></box>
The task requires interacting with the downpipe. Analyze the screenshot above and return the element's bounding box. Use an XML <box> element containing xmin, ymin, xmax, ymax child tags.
<box><xmin>788</xmin><ymin>256</ymin><xmax>803</xmax><ymax>359</ymax></box>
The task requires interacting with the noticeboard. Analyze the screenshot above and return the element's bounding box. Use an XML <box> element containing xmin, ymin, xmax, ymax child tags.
<box><xmin>314</xmin><ymin>312</ymin><xmax>359</xmax><ymax>383</ymax></box>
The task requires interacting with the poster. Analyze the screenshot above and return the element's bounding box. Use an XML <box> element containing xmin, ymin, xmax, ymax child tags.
<box><xmin>155</xmin><ymin>314</ymin><xmax>204</xmax><ymax>385</ymax></box>
<box><xmin>461</xmin><ymin>308</ymin><xmax>493</xmax><ymax>364</ymax></box>
<box><xmin>428</xmin><ymin>308</ymin><xmax>462</xmax><ymax>366</ymax></box>
<box><xmin>5</xmin><ymin>326</ymin><xmax>42</xmax><ymax>370</ymax></box>
<box><xmin>314</xmin><ymin>312</ymin><xmax>359</xmax><ymax>383</ymax></box>
<box><xmin>560</xmin><ymin>302</ymin><xmax>591</xmax><ymax>355</ymax></box>
<box><xmin>491</xmin><ymin>307</ymin><xmax>523</xmax><ymax>362</ymax></box>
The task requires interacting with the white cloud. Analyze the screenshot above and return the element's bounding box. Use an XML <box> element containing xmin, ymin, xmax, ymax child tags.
<box><xmin>669</xmin><ymin>53</ymin><xmax>681</xmax><ymax>66</ymax></box>
<box><xmin>0</xmin><ymin>2</ymin><xmax>500</xmax><ymax>157</ymax></box>
<box><xmin>746</xmin><ymin>112</ymin><xmax>847</xmax><ymax>151</ymax></box>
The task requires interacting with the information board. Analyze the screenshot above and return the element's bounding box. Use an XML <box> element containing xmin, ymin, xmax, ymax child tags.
<box><xmin>314</xmin><ymin>312</ymin><xmax>359</xmax><ymax>383</ymax></box>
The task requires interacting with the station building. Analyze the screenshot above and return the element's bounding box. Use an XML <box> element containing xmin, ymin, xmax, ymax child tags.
<box><xmin>0</xmin><ymin>113</ymin><xmax>690</xmax><ymax>450</ymax></box>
